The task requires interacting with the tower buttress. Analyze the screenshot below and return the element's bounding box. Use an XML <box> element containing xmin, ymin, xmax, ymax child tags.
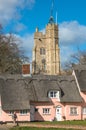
<box><xmin>45</xmin><ymin>23</ymin><xmax>60</xmax><ymax>75</ymax></box>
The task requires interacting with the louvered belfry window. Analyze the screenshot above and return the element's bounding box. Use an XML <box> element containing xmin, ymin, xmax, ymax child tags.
<box><xmin>40</xmin><ymin>48</ymin><xmax>46</xmax><ymax>55</ymax></box>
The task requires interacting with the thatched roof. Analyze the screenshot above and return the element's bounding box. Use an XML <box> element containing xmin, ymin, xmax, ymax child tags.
<box><xmin>32</xmin><ymin>75</ymin><xmax>82</xmax><ymax>103</ymax></box>
<box><xmin>0</xmin><ymin>74</ymin><xmax>83</xmax><ymax>110</ymax></box>
<box><xmin>74</xmin><ymin>64</ymin><xmax>86</xmax><ymax>92</ymax></box>
<box><xmin>0</xmin><ymin>75</ymin><xmax>36</xmax><ymax>110</ymax></box>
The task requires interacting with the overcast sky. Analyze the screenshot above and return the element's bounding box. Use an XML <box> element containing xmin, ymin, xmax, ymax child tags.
<box><xmin>0</xmin><ymin>0</ymin><xmax>86</xmax><ymax>66</ymax></box>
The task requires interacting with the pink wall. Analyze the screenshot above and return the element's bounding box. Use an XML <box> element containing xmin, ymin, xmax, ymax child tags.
<box><xmin>63</xmin><ymin>103</ymin><xmax>82</xmax><ymax>121</ymax></box>
<box><xmin>1</xmin><ymin>91</ymin><xmax>86</xmax><ymax>122</ymax></box>
<box><xmin>0</xmin><ymin>110</ymin><xmax>30</xmax><ymax>122</ymax></box>
<box><xmin>80</xmin><ymin>92</ymin><xmax>86</xmax><ymax>120</ymax></box>
<box><xmin>33</xmin><ymin>99</ymin><xmax>66</xmax><ymax>121</ymax></box>
<box><xmin>32</xmin><ymin>99</ymin><xmax>83</xmax><ymax>121</ymax></box>
<box><xmin>35</xmin><ymin>105</ymin><xmax>54</xmax><ymax>121</ymax></box>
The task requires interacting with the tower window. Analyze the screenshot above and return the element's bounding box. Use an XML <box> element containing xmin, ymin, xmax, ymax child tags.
<box><xmin>42</xmin><ymin>59</ymin><xmax>46</xmax><ymax>71</ymax></box>
<box><xmin>40</xmin><ymin>48</ymin><xmax>46</xmax><ymax>55</ymax></box>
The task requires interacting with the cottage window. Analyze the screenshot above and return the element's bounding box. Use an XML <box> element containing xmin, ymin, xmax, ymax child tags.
<box><xmin>82</xmin><ymin>107</ymin><xmax>86</xmax><ymax>114</ymax></box>
<box><xmin>70</xmin><ymin>107</ymin><xmax>78</xmax><ymax>115</ymax></box>
<box><xmin>48</xmin><ymin>91</ymin><xmax>59</xmax><ymax>98</ymax></box>
<box><xmin>20</xmin><ymin>110</ymin><xmax>28</xmax><ymax>115</ymax></box>
<box><xmin>9</xmin><ymin>110</ymin><xmax>14</xmax><ymax>115</ymax></box>
<box><xmin>43</xmin><ymin>108</ymin><xmax>50</xmax><ymax>114</ymax></box>
<box><xmin>35</xmin><ymin>108</ymin><xmax>38</xmax><ymax>112</ymax></box>
<box><xmin>40</xmin><ymin>48</ymin><xmax>46</xmax><ymax>55</ymax></box>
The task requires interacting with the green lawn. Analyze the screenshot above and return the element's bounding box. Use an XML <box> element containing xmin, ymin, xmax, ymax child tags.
<box><xmin>10</xmin><ymin>127</ymin><xmax>76</xmax><ymax>130</ymax></box>
<box><xmin>10</xmin><ymin>120</ymin><xmax>86</xmax><ymax>130</ymax></box>
<box><xmin>29</xmin><ymin>120</ymin><xmax>86</xmax><ymax>126</ymax></box>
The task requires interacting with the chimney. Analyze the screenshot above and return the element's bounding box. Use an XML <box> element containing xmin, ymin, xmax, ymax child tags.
<box><xmin>22</xmin><ymin>64</ymin><xmax>31</xmax><ymax>77</ymax></box>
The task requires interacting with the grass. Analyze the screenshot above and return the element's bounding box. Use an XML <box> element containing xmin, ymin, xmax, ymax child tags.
<box><xmin>29</xmin><ymin>120</ymin><xmax>86</xmax><ymax>126</ymax></box>
<box><xmin>10</xmin><ymin>127</ymin><xmax>76</xmax><ymax>130</ymax></box>
<box><xmin>10</xmin><ymin>120</ymin><xmax>86</xmax><ymax>130</ymax></box>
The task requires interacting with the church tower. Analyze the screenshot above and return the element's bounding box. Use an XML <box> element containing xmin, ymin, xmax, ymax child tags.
<box><xmin>32</xmin><ymin>1</ymin><xmax>60</xmax><ymax>75</ymax></box>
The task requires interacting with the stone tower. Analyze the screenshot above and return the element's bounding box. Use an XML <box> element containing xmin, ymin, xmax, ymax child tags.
<box><xmin>32</xmin><ymin>2</ymin><xmax>60</xmax><ymax>75</ymax></box>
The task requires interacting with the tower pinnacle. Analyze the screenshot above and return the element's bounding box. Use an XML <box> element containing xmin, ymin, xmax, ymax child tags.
<box><xmin>49</xmin><ymin>0</ymin><xmax>54</xmax><ymax>24</ymax></box>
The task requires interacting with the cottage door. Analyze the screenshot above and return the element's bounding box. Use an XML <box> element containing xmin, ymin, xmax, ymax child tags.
<box><xmin>56</xmin><ymin>106</ymin><xmax>62</xmax><ymax>121</ymax></box>
<box><xmin>30</xmin><ymin>105</ymin><xmax>35</xmax><ymax>121</ymax></box>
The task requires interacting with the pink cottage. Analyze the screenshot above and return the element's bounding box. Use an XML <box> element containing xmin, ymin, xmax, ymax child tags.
<box><xmin>0</xmin><ymin>64</ymin><xmax>86</xmax><ymax>123</ymax></box>
<box><xmin>0</xmin><ymin>1</ymin><xmax>86</xmax><ymax>123</ymax></box>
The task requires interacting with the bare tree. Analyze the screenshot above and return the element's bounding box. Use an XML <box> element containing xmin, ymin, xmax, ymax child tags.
<box><xmin>64</xmin><ymin>50</ymin><xmax>86</xmax><ymax>73</ymax></box>
<box><xmin>0</xmin><ymin>26</ymin><xmax>29</xmax><ymax>74</ymax></box>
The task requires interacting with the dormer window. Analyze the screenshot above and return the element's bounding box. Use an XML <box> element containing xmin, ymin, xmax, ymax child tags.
<box><xmin>48</xmin><ymin>90</ymin><xmax>60</xmax><ymax>99</ymax></box>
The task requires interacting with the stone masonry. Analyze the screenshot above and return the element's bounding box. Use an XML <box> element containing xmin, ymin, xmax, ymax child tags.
<box><xmin>32</xmin><ymin>21</ymin><xmax>60</xmax><ymax>75</ymax></box>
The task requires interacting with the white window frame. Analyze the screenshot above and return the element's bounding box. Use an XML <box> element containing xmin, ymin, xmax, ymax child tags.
<box><xmin>9</xmin><ymin>110</ymin><xmax>14</xmax><ymax>115</ymax></box>
<box><xmin>20</xmin><ymin>110</ymin><xmax>28</xmax><ymax>115</ymax></box>
<box><xmin>48</xmin><ymin>91</ymin><xmax>59</xmax><ymax>98</ymax></box>
<box><xmin>70</xmin><ymin>107</ymin><xmax>78</xmax><ymax>115</ymax></box>
<box><xmin>82</xmin><ymin>107</ymin><xmax>86</xmax><ymax>114</ymax></box>
<box><xmin>43</xmin><ymin>108</ymin><xmax>50</xmax><ymax>114</ymax></box>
